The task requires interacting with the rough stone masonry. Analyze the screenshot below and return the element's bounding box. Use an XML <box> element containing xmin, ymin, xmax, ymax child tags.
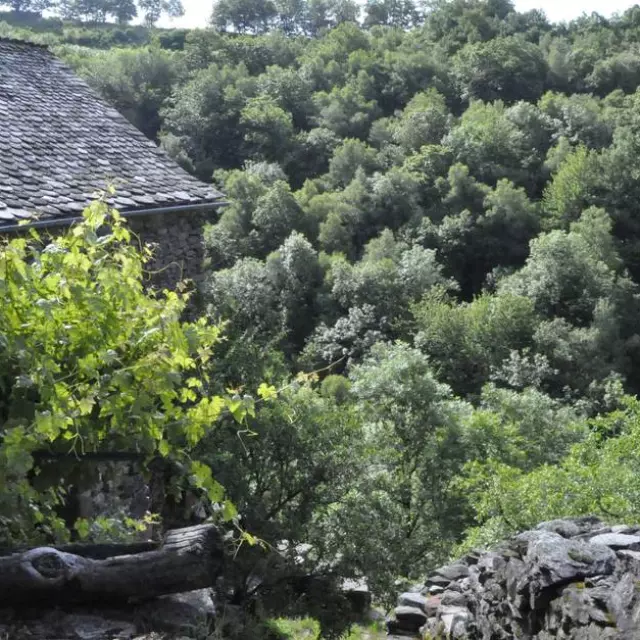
<box><xmin>387</xmin><ymin>516</ymin><xmax>640</xmax><ymax>639</ymax></box>
<box><xmin>128</xmin><ymin>209</ymin><xmax>215</xmax><ymax>292</ymax></box>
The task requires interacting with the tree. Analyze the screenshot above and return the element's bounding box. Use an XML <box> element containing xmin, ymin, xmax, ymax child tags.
<box><xmin>424</xmin><ymin>0</ymin><xmax>504</xmax><ymax>52</ymax></box>
<box><xmin>304</xmin><ymin>232</ymin><xmax>452</xmax><ymax>368</ymax></box>
<box><xmin>538</xmin><ymin>92</ymin><xmax>612</xmax><ymax>150</ymax></box>
<box><xmin>206</xmin><ymin>230</ymin><xmax>322</xmax><ymax>356</ymax></box>
<box><xmin>205</xmin><ymin>165</ymin><xmax>279</xmax><ymax>267</ymax></box>
<box><xmin>327</xmin><ymin>138</ymin><xmax>378</xmax><ymax>188</ymax></box>
<box><xmin>453</xmin><ymin>36</ymin><xmax>548</xmax><ymax>103</ymax></box>
<box><xmin>1</xmin><ymin>0</ymin><xmax>51</xmax><ymax>11</ymax></box>
<box><xmin>195</xmin><ymin>376</ymin><xmax>367</xmax><ymax>636</ymax></box>
<box><xmin>64</xmin><ymin>0</ymin><xmax>115</xmax><ymax>21</ymax></box>
<box><xmin>588</xmin><ymin>51</ymin><xmax>640</xmax><ymax>97</ymax></box>
<box><xmin>109</xmin><ymin>0</ymin><xmax>137</xmax><ymax>22</ymax></box>
<box><xmin>443</xmin><ymin>101</ymin><xmax>536</xmax><ymax>187</ymax></box>
<box><xmin>499</xmin><ymin>209</ymin><xmax>626</xmax><ymax>326</ymax></box>
<box><xmin>207</xmin><ymin>257</ymin><xmax>281</xmax><ymax>340</ymax></box>
<box><xmin>240</xmin><ymin>95</ymin><xmax>295</xmax><ymax>162</ymax></box>
<box><xmin>327</xmin><ymin>232</ymin><xmax>450</xmax><ymax>321</ymax></box>
<box><xmin>256</xmin><ymin>65</ymin><xmax>316</xmax><ymax>130</ymax></box>
<box><xmin>459</xmin><ymin>394</ymin><xmax>640</xmax><ymax>551</ymax></box>
<box><xmin>463</xmin><ymin>384</ymin><xmax>585</xmax><ymax>473</ymax></box>
<box><xmin>75</xmin><ymin>48</ymin><xmax>176</xmax><ymax>140</ymax></box>
<box><xmin>295</xmin><ymin>0</ymin><xmax>361</xmax><ymax>35</ymax></box>
<box><xmin>251</xmin><ymin>180</ymin><xmax>313</xmax><ymax>254</ymax></box>
<box><xmin>392</xmin><ymin>88</ymin><xmax>450</xmax><ymax>152</ymax></box>
<box><xmin>479</xmin><ymin>178</ymin><xmax>540</xmax><ymax>268</ymax></box>
<box><xmin>211</xmin><ymin>0</ymin><xmax>277</xmax><ymax>33</ymax></box>
<box><xmin>542</xmin><ymin>145</ymin><xmax>601</xmax><ymax>228</ymax></box>
<box><xmin>162</xmin><ymin>62</ymin><xmax>255</xmax><ymax>178</ymax></box>
<box><xmin>138</xmin><ymin>0</ymin><xmax>184</xmax><ymax>26</ymax></box>
<box><xmin>413</xmin><ymin>292</ymin><xmax>539</xmax><ymax>397</ymax></box>
<box><xmin>363</xmin><ymin>0</ymin><xmax>418</xmax><ymax>29</ymax></box>
<box><xmin>313</xmin><ymin>82</ymin><xmax>381</xmax><ymax>140</ymax></box>
<box><xmin>273</xmin><ymin>0</ymin><xmax>306</xmax><ymax>34</ymax></box>
<box><xmin>341</xmin><ymin>342</ymin><xmax>471</xmax><ymax>597</ymax></box>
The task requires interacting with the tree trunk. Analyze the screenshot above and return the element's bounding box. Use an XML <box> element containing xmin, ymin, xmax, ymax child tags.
<box><xmin>0</xmin><ymin>540</ymin><xmax>160</xmax><ymax>560</ymax></box>
<box><xmin>0</xmin><ymin>524</ymin><xmax>225</xmax><ymax>606</ymax></box>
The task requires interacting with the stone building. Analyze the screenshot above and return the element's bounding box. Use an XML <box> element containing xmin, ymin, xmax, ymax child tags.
<box><xmin>0</xmin><ymin>38</ymin><xmax>225</xmax><ymax>290</ymax></box>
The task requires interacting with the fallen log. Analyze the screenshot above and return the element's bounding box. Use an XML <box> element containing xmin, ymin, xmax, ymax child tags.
<box><xmin>0</xmin><ymin>540</ymin><xmax>160</xmax><ymax>559</ymax></box>
<box><xmin>0</xmin><ymin>524</ymin><xmax>225</xmax><ymax>606</ymax></box>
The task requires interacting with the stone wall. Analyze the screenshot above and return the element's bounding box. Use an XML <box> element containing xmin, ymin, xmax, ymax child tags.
<box><xmin>128</xmin><ymin>209</ymin><xmax>217</xmax><ymax>292</ymax></box>
<box><xmin>1</xmin><ymin>209</ymin><xmax>218</xmax><ymax>540</ymax></box>
<box><xmin>3</xmin><ymin>208</ymin><xmax>218</xmax><ymax>294</ymax></box>
<box><xmin>388</xmin><ymin>516</ymin><xmax>640</xmax><ymax>639</ymax></box>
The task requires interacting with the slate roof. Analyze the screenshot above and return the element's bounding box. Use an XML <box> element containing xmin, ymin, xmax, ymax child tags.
<box><xmin>0</xmin><ymin>38</ymin><xmax>224</xmax><ymax>229</ymax></box>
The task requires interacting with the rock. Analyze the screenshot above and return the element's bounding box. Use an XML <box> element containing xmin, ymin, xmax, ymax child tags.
<box><xmin>393</xmin><ymin>605</ymin><xmax>427</xmax><ymax>633</ymax></box>
<box><xmin>342</xmin><ymin>578</ymin><xmax>371</xmax><ymax>613</ymax></box>
<box><xmin>388</xmin><ymin>518</ymin><xmax>640</xmax><ymax>640</ymax></box>
<box><xmin>521</xmin><ymin>531</ymin><xmax>616</xmax><ymax>607</ymax></box>
<box><xmin>398</xmin><ymin>592</ymin><xmax>428</xmax><ymax>611</ymax></box>
<box><xmin>425</xmin><ymin>584</ymin><xmax>445</xmax><ymax>595</ymax></box>
<box><xmin>424</xmin><ymin>595</ymin><xmax>441</xmax><ymax>616</ymax></box>
<box><xmin>439</xmin><ymin>605</ymin><xmax>472</xmax><ymax>638</ymax></box>
<box><xmin>441</xmin><ymin>589</ymin><xmax>468</xmax><ymax>607</ymax></box>
<box><xmin>0</xmin><ymin>611</ymin><xmax>137</xmax><ymax>640</ymax></box>
<box><xmin>589</xmin><ymin>533</ymin><xmax>640</xmax><ymax>550</ymax></box>
<box><xmin>434</xmin><ymin>563</ymin><xmax>470</xmax><ymax>581</ymax></box>
<box><xmin>459</xmin><ymin>551</ymin><xmax>481</xmax><ymax>566</ymax></box>
<box><xmin>617</xmin><ymin>549</ymin><xmax>640</xmax><ymax>571</ymax></box>
<box><xmin>66</xmin><ymin>615</ymin><xmax>136</xmax><ymax>640</ymax></box>
<box><xmin>425</xmin><ymin>573</ymin><xmax>452</xmax><ymax>587</ymax></box>
<box><xmin>536</xmin><ymin>517</ymin><xmax>604</xmax><ymax>538</ymax></box>
<box><xmin>476</xmin><ymin>552</ymin><xmax>507</xmax><ymax>579</ymax></box>
<box><xmin>138</xmin><ymin>589</ymin><xmax>216</xmax><ymax>634</ymax></box>
<box><xmin>611</xmin><ymin>525</ymin><xmax>640</xmax><ymax>534</ymax></box>
<box><xmin>608</xmin><ymin>572</ymin><xmax>635</xmax><ymax>621</ymax></box>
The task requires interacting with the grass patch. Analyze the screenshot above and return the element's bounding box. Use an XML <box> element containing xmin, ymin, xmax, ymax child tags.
<box><xmin>266</xmin><ymin>618</ymin><xmax>387</xmax><ymax>639</ymax></box>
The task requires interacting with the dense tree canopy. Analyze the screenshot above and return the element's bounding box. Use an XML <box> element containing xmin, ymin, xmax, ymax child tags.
<box><xmin>8</xmin><ymin>0</ymin><xmax>640</xmax><ymax>629</ymax></box>
<box><xmin>0</xmin><ymin>0</ymin><xmax>182</xmax><ymax>23</ymax></box>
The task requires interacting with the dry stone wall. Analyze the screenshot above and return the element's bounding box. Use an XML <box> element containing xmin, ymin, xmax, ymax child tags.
<box><xmin>2</xmin><ymin>208</ymin><xmax>218</xmax><ymax>294</ymax></box>
<box><xmin>129</xmin><ymin>209</ymin><xmax>216</xmax><ymax>292</ymax></box>
<box><xmin>388</xmin><ymin>517</ymin><xmax>640</xmax><ymax>639</ymax></box>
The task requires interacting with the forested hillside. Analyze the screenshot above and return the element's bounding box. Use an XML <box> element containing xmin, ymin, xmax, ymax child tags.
<box><xmin>6</xmin><ymin>0</ymin><xmax>640</xmax><ymax>616</ymax></box>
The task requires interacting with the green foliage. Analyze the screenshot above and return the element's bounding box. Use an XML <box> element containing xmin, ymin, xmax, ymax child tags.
<box><xmin>138</xmin><ymin>0</ymin><xmax>183</xmax><ymax>26</ymax></box>
<box><xmin>198</xmin><ymin>379</ymin><xmax>363</xmax><ymax>546</ymax></box>
<box><xmin>543</xmin><ymin>146</ymin><xmax>601</xmax><ymax>227</ymax></box>
<box><xmin>337</xmin><ymin>342</ymin><xmax>470</xmax><ymax>598</ymax></box>
<box><xmin>443</xmin><ymin>101</ymin><xmax>540</xmax><ymax>187</ymax></box>
<box><xmin>0</xmin><ymin>203</ymin><xmax>242</xmax><ymax>544</ymax></box>
<box><xmin>14</xmin><ymin>0</ymin><xmax>640</xmax><ymax>620</ymax></box>
<box><xmin>265</xmin><ymin>618</ymin><xmax>386</xmax><ymax>639</ymax></box>
<box><xmin>161</xmin><ymin>62</ymin><xmax>256</xmax><ymax>178</ymax></box>
<box><xmin>453</xmin><ymin>36</ymin><xmax>548</xmax><ymax>103</ymax></box>
<box><xmin>303</xmin><ymin>231</ymin><xmax>453</xmax><ymax>367</ymax></box>
<box><xmin>462</xmin><ymin>384</ymin><xmax>585</xmax><ymax>470</ymax></box>
<box><xmin>459</xmin><ymin>395</ymin><xmax>640</xmax><ymax>549</ymax></box>
<box><xmin>499</xmin><ymin>209</ymin><xmax>630</xmax><ymax>326</ymax></box>
<box><xmin>391</xmin><ymin>89</ymin><xmax>450</xmax><ymax>152</ymax></box>
<box><xmin>313</xmin><ymin>82</ymin><xmax>380</xmax><ymax>140</ymax></box>
<box><xmin>413</xmin><ymin>292</ymin><xmax>538</xmax><ymax>397</ymax></box>
<box><xmin>212</xmin><ymin>0</ymin><xmax>277</xmax><ymax>34</ymax></box>
<box><xmin>63</xmin><ymin>46</ymin><xmax>179</xmax><ymax>140</ymax></box>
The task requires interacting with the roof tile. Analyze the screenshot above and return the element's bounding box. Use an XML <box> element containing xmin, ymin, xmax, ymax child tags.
<box><xmin>0</xmin><ymin>39</ymin><xmax>224</xmax><ymax>229</ymax></box>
